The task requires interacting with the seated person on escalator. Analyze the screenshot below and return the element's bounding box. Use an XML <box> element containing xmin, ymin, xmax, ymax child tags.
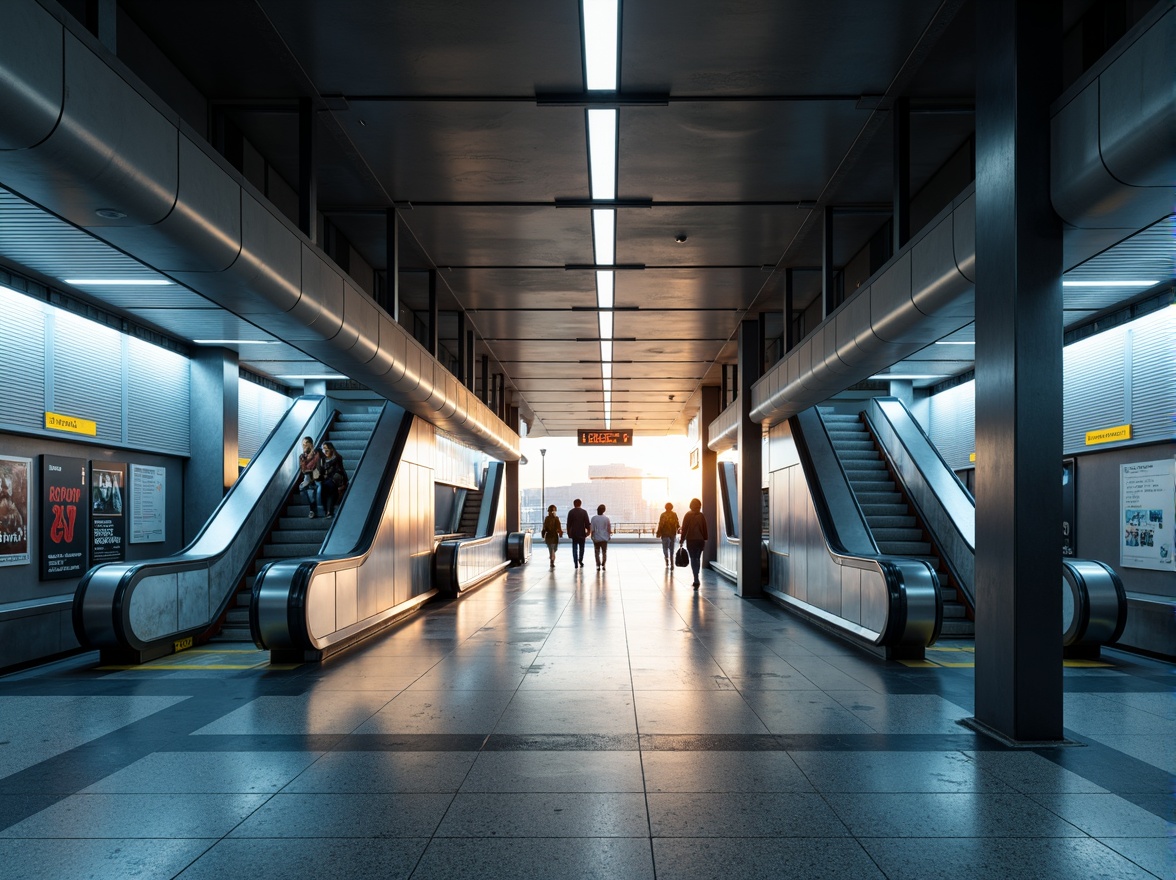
<box><xmin>317</xmin><ymin>441</ymin><xmax>348</xmax><ymax>517</ymax></box>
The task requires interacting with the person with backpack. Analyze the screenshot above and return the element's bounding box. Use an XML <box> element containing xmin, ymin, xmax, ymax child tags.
<box><xmin>656</xmin><ymin>502</ymin><xmax>679</xmax><ymax>568</ymax></box>
<box><xmin>679</xmin><ymin>497</ymin><xmax>708</xmax><ymax>588</ymax></box>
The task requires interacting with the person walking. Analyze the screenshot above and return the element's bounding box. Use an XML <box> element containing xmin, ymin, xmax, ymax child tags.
<box><xmin>566</xmin><ymin>498</ymin><xmax>591</xmax><ymax>569</ymax></box>
<box><xmin>656</xmin><ymin>502</ymin><xmax>679</xmax><ymax>568</ymax></box>
<box><xmin>541</xmin><ymin>504</ymin><xmax>563</xmax><ymax>569</ymax></box>
<box><xmin>590</xmin><ymin>503</ymin><xmax>612</xmax><ymax>570</ymax></box>
<box><xmin>317</xmin><ymin>440</ymin><xmax>348</xmax><ymax>517</ymax></box>
<box><xmin>297</xmin><ymin>436</ymin><xmax>321</xmax><ymax>518</ymax></box>
<box><xmin>679</xmin><ymin>497</ymin><xmax>708</xmax><ymax>588</ymax></box>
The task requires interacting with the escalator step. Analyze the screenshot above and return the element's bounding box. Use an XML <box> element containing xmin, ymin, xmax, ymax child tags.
<box><xmin>263</xmin><ymin>543</ymin><xmax>321</xmax><ymax>557</ymax></box>
<box><xmin>877</xmin><ymin>540</ymin><xmax>932</xmax><ymax>555</ymax></box>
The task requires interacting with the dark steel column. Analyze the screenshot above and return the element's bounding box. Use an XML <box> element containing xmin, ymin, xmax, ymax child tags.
<box><xmin>720</xmin><ymin>365</ymin><xmax>730</xmax><ymax>409</ymax></box>
<box><xmin>822</xmin><ymin>208</ymin><xmax>836</xmax><ymax>318</ymax></box>
<box><xmin>480</xmin><ymin>355</ymin><xmax>489</xmax><ymax>404</ymax></box>
<box><xmin>505</xmin><ymin>458</ymin><xmax>520</xmax><ymax>532</ymax></box>
<box><xmin>893</xmin><ymin>96</ymin><xmax>911</xmax><ymax>255</ymax></box>
<box><xmin>426</xmin><ymin>270</ymin><xmax>438</xmax><ymax>358</ymax></box>
<box><xmin>86</xmin><ymin>0</ymin><xmax>117</xmax><ymax>51</ymax></box>
<box><xmin>784</xmin><ymin>268</ymin><xmax>796</xmax><ymax>353</ymax></box>
<box><xmin>700</xmin><ymin>385</ymin><xmax>721</xmax><ymax>567</ymax></box>
<box><xmin>466</xmin><ymin>331</ymin><xmax>475</xmax><ymax>391</ymax></box>
<box><xmin>385</xmin><ymin>209</ymin><xmax>400</xmax><ymax>321</ymax></box>
<box><xmin>972</xmin><ymin>0</ymin><xmax>1064</xmax><ymax>743</ymax></box>
<box><xmin>298</xmin><ymin>98</ymin><xmax>316</xmax><ymax>242</ymax></box>
<box><xmin>456</xmin><ymin>312</ymin><xmax>466</xmax><ymax>381</ymax></box>
<box><xmin>185</xmin><ymin>349</ymin><xmax>238</xmax><ymax>543</ymax></box>
<box><xmin>737</xmin><ymin>321</ymin><xmax>763</xmax><ymax>598</ymax></box>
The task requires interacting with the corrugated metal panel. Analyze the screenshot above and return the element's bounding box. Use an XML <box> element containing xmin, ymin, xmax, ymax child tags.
<box><xmin>1063</xmin><ymin>327</ymin><xmax>1126</xmax><ymax>448</ymax></box>
<box><xmin>927</xmin><ymin>382</ymin><xmax>975</xmax><ymax>470</ymax></box>
<box><xmin>127</xmin><ymin>337</ymin><xmax>189</xmax><ymax>455</ymax></box>
<box><xmin>1130</xmin><ymin>310</ymin><xmax>1176</xmax><ymax>441</ymax></box>
<box><xmin>237</xmin><ymin>380</ymin><xmax>290</xmax><ymax>460</ymax></box>
<box><xmin>52</xmin><ymin>310</ymin><xmax>123</xmax><ymax>444</ymax></box>
<box><xmin>0</xmin><ymin>285</ymin><xmax>45</xmax><ymax>428</ymax></box>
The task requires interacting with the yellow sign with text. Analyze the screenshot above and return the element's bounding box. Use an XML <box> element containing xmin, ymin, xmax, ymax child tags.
<box><xmin>45</xmin><ymin>411</ymin><xmax>97</xmax><ymax>436</ymax></box>
<box><xmin>1085</xmin><ymin>424</ymin><xmax>1131</xmax><ymax>446</ymax></box>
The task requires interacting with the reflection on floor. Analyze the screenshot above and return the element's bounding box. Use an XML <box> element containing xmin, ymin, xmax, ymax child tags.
<box><xmin>1</xmin><ymin>545</ymin><xmax>1172</xmax><ymax>879</ymax></box>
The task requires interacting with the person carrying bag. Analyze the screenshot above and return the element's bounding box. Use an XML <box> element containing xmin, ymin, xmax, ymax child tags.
<box><xmin>317</xmin><ymin>440</ymin><xmax>348</xmax><ymax>517</ymax></box>
<box><xmin>656</xmin><ymin>502</ymin><xmax>680</xmax><ymax>569</ymax></box>
<box><xmin>679</xmin><ymin>497</ymin><xmax>709</xmax><ymax>589</ymax></box>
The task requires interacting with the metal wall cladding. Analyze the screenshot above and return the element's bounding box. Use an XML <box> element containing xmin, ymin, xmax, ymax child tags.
<box><xmin>1130</xmin><ymin>313</ymin><xmax>1176</xmax><ymax>440</ymax></box>
<box><xmin>51</xmin><ymin>311</ymin><xmax>124</xmax><ymax>445</ymax></box>
<box><xmin>0</xmin><ymin>0</ymin><xmax>62</xmax><ymax>151</ymax></box>
<box><xmin>237</xmin><ymin>381</ymin><xmax>292</xmax><ymax>461</ymax></box>
<box><xmin>0</xmin><ymin>289</ymin><xmax>46</xmax><ymax>427</ymax></box>
<box><xmin>926</xmin><ymin>383</ymin><xmax>976</xmax><ymax>470</ymax></box>
<box><xmin>126</xmin><ymin>337</ymin><xmax>189</xmax><ymax>456</ymax></box>
<box><xmin>1064</xmin><ymin>330</ymin><xmax>1127</xmax><ymax>450</ymax></box>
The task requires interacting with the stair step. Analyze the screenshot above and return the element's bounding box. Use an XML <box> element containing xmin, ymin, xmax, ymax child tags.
<box><xmin>877</xmin><ymin>540</ymin><xmax>932</xmax><ymax>555</ymax></box>
<box><xmin>838</xmin><ymin>450</ymin><xmax>881</xmax><ymax>461</ymax></box>
<box><xmin>942</xmin><ymin>604</ymin><xmax>970</xmax><ymax>619</ymax></box>
<box><xmin>263</xmin><ymin>543</ymin><xmax>321</xmax><ymax>557</ymax></box>
<box><xmin>867</xmin><ymin>515</ymin><xmax>917</xmax><ymax>528</ymax></box>
<box><xmin>872</xmin><ymin>527</ymin><xmax>924</xmax><ymax>542</ymax></box>
<box><xmin>851</xmin><ymin>480</ymin><xmax>896</xmax><ymax>493</ymax></box>
<box><xmin>271</xmin><ymin>529</ymin><xmax>328</xmax><ymax>543</ymax></box>
<box><xmin>939</xmin><ymin>619</ymin><xmax>976</xmax><ymax>637</ymax></box>
<box><xmin>857</xmin><ymin>491</ymin><xmax>904</xmax><ymax>504</ymax></box>
<box><xmin>278</xmin><ymin>517</ymin><xmax>331</xmax><ymax>530</ymax></box>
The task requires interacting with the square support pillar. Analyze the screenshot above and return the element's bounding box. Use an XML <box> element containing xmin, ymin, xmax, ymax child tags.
<box><xmin>737</xmin><ymin>320</ymin><xmax>763</xmax><ymax>597</ymax></box>
<box><xmin>185</xmin><ymin>348</ymin><xmax>238</xmax><ymax>543</ymax></box>
<box><xmin>972</xmin><ymin>0</ymin><xmax>1064</xmax><ymax>744</ymax></box>
<box><xmin>699</xmin><ymin>385</ymin><xmax>721</xmax><ymax>567</ymax></box>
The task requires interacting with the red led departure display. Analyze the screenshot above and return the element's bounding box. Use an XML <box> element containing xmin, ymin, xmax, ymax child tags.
<box><xmin>577</xmin><ymin>429</ymin><xmax>632</xmax><ymax>447</ymax></box>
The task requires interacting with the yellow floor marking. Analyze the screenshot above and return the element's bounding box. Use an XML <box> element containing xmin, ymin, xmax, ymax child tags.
<box><xmin>898</xmin><ymin>659</ymin><xmax>940</xmax><ymax>668</ymax></box>
<box><xmin>1063</xmin><ymin>659</ymin><xmax>1112</xmax><ymax>668</ymax></box>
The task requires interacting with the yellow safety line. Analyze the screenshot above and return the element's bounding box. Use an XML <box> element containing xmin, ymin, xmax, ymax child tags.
<box><xmin>99</xmin><ymin>663</ymin><xmax>268</xmax><ymax>671</ymax></box>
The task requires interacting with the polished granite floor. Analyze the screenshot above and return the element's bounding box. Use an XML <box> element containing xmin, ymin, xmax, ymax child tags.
<box><xmin>1</xmin><ymin>546</ymin><xmax>1172</xmax><ymax>879</ymax></box>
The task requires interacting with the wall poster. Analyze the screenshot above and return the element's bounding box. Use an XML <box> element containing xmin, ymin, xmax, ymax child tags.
<box><xmin>129</xmin><ymin>463</ymin><xmax>166</xmax><ymax>544</ymax></box>
<box><xmin>0</xmin><ymin>455</ymin><xmax>31</xmax><ymax>567</ymax></box>
<box><xmin>1061</xmin><ymin>458</ymin><xmax>1076</xmax><ymax>557</ymax></box>
<box><xmin>90</xmin><ymin>461</ymin><xmax>127</xmax><ymax>565</ymax></box>
<box><xmin>40</xmin><ymin>455</ymin><xmax>89</xmax><ymax>580</ymax></box>
<box><xmin>1120</xmin><ymin>459</ymin><xmax>1175</xmax><ymax>572</ymax></box>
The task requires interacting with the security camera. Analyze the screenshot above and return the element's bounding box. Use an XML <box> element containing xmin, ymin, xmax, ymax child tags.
<box><xmin>674</xmin><ymin>233</ymin><xmax>687</xmax><ymax>243</ymax></box>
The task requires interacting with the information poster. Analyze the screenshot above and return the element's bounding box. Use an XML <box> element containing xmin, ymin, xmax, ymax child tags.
<box><xmin>40</xmin><ymin>455</ymin><xmax>88</xmax><ymax>580</ymax></box>
<box><xmin>130</xmin><ymin>464</ymin><xmax>166</xmax><ymax>544</ymax></box>
<box><xmin>0</xmin><ymin>455</ymin><xmax>31</xmax><ymax>567</ymax></box>
<box><xmin>1120</xmin><ymin>460</ymin><xmax>1174</xmax><ymax>571</ymax></box>
<box><xmin>1061</xmin><ymin>458</ymin><xmax>1076</xmax><ymax>557</ymax></box>
<box><xmin>90</xmin><ymin>461</ymin><xmax>127</xmax><ymax>564</ymax></box>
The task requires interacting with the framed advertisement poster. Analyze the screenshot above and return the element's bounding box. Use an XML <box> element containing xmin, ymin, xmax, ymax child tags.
<box><xmin>90</xmin><ymin>461</ymin><xmax>127</xmax><ymax>564</ymax></box>
<box><xmin>1120</xmin><ymin>460</ymin><xmax>1175</xmax><ymax>572</ymax></box>
<box><xmin>1061</xmin><ymin>458</ymin><xmax>1076</xmax><ymax>557</ymax></box>
<box><xmin>129</xmin><ymin>464</ymin><xmax>166</xmax><ymax>544</ymax></box>
<box><xmin>41</xmin><ymin>455</ymin><xmax>89</xmax><ymax>580</ymax></box>
<box><xmin>0</xmin><ymin>455</ymin><xmax>31</xmax><ymax>567</ymax></box>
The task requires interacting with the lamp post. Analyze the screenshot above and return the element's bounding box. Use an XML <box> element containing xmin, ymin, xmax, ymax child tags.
<box><xmin>540</xmin><ymin>449</ymin><xmax>547</xmax><ymax>516</ymax></box>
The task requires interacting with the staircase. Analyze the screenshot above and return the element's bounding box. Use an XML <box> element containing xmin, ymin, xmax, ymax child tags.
<box><xmin>820</xmin><ymin>409</ymin><xmax>974</xmax><ymax>637</ymax></box>
<box><xmin>209</xmin><ymin>408</ymin><xmax>381</xmax><ymax>642</ymax></box>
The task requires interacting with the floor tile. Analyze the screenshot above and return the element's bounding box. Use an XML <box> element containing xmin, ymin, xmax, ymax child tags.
<box><xmin>411</xmin><ymin>837</ymin><xmax>654</xmax><ymax>879</ymax></box>
<box><xmin>824</xmin><ymin>791</ymin><xmax>1088</xmax><ymax>838</ymax></box>
<box><xmin>81</xmin><ymin>751</ymin><xmax>320</xmax><ymax>794</ymax></box>
<box><xmin>0</xmin><ymin>793</ymin><xmax>269</xmax><ymax>838</ymax></box>
<box><xmin>352</xmin><ymin>690</ymin><xmax>514</xmax><ymax>734</ymax></box>
<box><xmin>280</xmin><ymin>751</ymin><xmax>477</xmax><ymax>793</ymax></box>
<box><xmin>494</xmin><ymin>691</ymin><xmax>637</xmax><ymax>735</ymax></box>
<box><xmin>641</xmin><ymin>751</ymin><xmax>814</xmax><ymax>793</ymax></box>
<box><xmin>859</xmin><ymin>836</ymin><xmax>1161</xmax><ymax>879</ymax></box>
<box><xmin>191</xmin><ymin>692</ymin><xmax>397</xmax><ymax>735</ymax></box>
<box><xmin>461</xmin><ymin>750</ymin><xmax>643</xmax><ymax>792</ymax></box>
<box><xmin>648</xmin><ymin>792</ymin><xmax>850</xmax><ymax>838</ymax></box>
<box><xmin>1027</xmin><ymin>792</ymin><xmax>1176</xmax><ymax>837</ymax></box>
<box><xmin>792</xmin><ymin>750</ymin><xmax>1013</xmax><ymax>793</ymax></box>
<box><xmin>0</xmin><ymin>838</ymin><xmax>213</xmax><ymax>880</ymax></box>
<box><xmin>652</xmin><ymin>838</ymin><xmax>885</xmax><ymax>880</ymax></box>
<box><xmin>436</xmin><ymin>792</ymin><xmax>648</xmax><ymax>837</ymax></box>
<box><xmin>961</xmin><ymin>750</ymin><xmax>1110</xmax><ymax>793</ymax></box>
<box><xmin>738</xmin><ymin>690</ymin><xmax>876</xmax><ymax>735</ymax></box>
<box><xmin>827</xmin><ymin>691</ymin><xmax>970</xmax><ymax>734</ymax></box>
<box><xmin>228</xmin><ymin>792</ymin><xmax>451</xmax><ymax>838</ymax></box>
<box><xmin>1101</xmin><ymin>836</ymin><xmax>1176</xmax><ymax>879</ymax></box>
<box><xmin>634</xmin><ymin>691</ymin><xmax>770</xmax><ymax>735</ymax></box>
<box><xmin>174</xmin><ymin>837</ymin><xmax>427</xmax><ymax>879</ymax></box>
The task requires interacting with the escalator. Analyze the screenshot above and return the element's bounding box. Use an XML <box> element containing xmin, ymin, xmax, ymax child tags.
<box><xmin>774</xmin><ymin>398</ymin><xmax>1126</xmax><ymax>656</ymax></box>
<box><xmin>210</xmin><ymin>409</ymin><xmax>380</xmax><ymax>642</ymax></box>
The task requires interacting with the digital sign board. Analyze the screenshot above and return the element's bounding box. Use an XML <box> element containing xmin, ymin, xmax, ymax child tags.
<box><xmin>577</xmin><ymin>429</ymin><xmax>632</xmax><ymax>447</ymax></box>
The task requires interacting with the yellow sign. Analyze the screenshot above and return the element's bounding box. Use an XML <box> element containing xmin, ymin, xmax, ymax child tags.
<box><xmin>45</xmin><ymin>411</ymin><xmax>97</xmax><ymax>436</ymax></box>
<box><xmin>1085</xmin><ymin>424</ymin><xmax>1132</xmax><ymax>446</ymax></box>
<box><xmin>173</xmin><ymin>636</ymin><xmax>194</xmax><ymax>652</ymax></box>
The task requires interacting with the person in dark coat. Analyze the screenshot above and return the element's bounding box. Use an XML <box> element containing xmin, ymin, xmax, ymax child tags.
<box><xmin>541</xmin><ymin>504</ymin><xmax>563</xmax><ymax>569</ymax></box>
<box><xmin>679</xmin><ymin>497</ymin><xmax>709</xmax><ymax>588</ymax></box>
<box><xmin>317</xmin><ymin>441</ymin><xmax>348</xmax><ymax>517</ymax></box>
<box><xmin>656</xmin><ymin>502</ymin><xmax>679</xmax><ymax>568</ymax></box>
<box><xmin>565</xmin><ymin>498</ymin><xmax>591</xmax><ymax>569</ymax></box>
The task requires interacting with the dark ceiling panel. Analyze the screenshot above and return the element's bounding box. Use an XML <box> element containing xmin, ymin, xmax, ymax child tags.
<box><xmin>614</xmin><ymin>268</ymin><xmax>770</xmax><ymax>309</ymax></box>
<box><xmin>456</xmin><ymin>269</ymin><xmax>597</xmax><ymax>309</ymax></box>
<box><xmin>402</xmin><ymin>207</ymin><xmax>593</xmax><ymax>268</ymax></box>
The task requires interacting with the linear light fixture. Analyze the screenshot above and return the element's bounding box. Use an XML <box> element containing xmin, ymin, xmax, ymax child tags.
<box><xmin>869</xmin><ymin>373</ymin><xmax>946</xmax><ymax>380</ymax></box>
<box><xmin>276</xmin><ymin>374</ymin><xmax>348</xmax><ymax>380</ymax></box>
<box><xmin>587</xmin><ymin>109</ymin><xmax>617</xmax><ymax>200</ymax></box>
<box><xmin>193</xmin><ymin>339</ymin><xmax>280</xmax><ymax>345</ymax></box>
<box><xmin>1062</xmin><ymin>280</ymin><xmax>1158</xmax><ymax>287</ymax></box>
<box><xmin>593</xmin><ymin>209</ymin><xmax>615</xmax><ymax>265</ymax></box>
<box><xmin>64</xmin><ymin>278</ymin><xmax>172</xmax><ymax>285</ymax></box>
<box><xmin>934</xmin><ymin>340</ymin><xmax>975</xmax><ymax>345</ymax></box>
<box><xmin>582</xmin><ymin>0</ymin><xmax>619</xmax><ymax>91</ymax></box>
